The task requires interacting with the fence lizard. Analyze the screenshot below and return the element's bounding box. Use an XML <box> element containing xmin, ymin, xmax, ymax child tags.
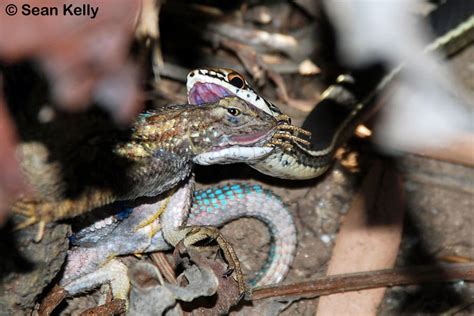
<box><xmin>13</xmin><ymin>96</ymin><xmax>278</xmax><ymax>295</ymax></box>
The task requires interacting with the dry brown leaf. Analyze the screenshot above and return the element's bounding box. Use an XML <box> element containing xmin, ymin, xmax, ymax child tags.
<box><xmin>174</xmin><ymin>241</ymin><xmax>242</xmax><ymax>314</ymax></box>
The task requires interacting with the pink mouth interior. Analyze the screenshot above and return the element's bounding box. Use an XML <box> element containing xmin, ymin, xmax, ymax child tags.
<box><xmin>188</xmin><ymin>82</ymin><xmax>232</xmax><ymax>105</ymax></box>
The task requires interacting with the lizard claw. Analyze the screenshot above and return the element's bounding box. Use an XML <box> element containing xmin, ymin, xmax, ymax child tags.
<box><xmin>222</xmin><ymin>267</ymin><xmax>234</xmax><ymax>278</ymax></box>
<box><xmin>182</xmin><ymin>226</ymin><xmax>249</xmax><ymax>296</ymax></box>
<box><xmin>11</xmin><ymin>199</ymin><xmax>38</xmax><ymax>218</ymax></box>
<box><xmin>12</xmin><ymin>200</ymin><xmax>49</xmax><ymax>241</ymax></box>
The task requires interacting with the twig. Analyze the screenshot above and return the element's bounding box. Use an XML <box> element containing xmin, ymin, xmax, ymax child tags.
<box><xmin>78</xmin><ymin>299</ymin><xmax>126</xmax><ymax>316</ymax></box>
<box><xmin>38</xmin><ymin>286</ymin><xmax>67</xmax><ymax>316</ymax></box>
<box><xmin>150</xmin><ymin>252</ymin><xmax>178</xmax><ymax>285</ymax></box>
<box><xmin>251</xmin><ymin>263</ymin><xmax>474</xmax><ymax>301</ymax></box>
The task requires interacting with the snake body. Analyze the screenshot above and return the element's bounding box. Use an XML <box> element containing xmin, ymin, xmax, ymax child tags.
<box><xmin>187</xmin><ymin>2</ymin><xmax>473</xmax><ymax>179</ymax></box>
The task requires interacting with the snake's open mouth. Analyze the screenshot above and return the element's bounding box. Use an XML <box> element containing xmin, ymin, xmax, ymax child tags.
<box><xmin>189</xmin><ymin>81</ymin><xmax>276</xmax><ymax>148</ymax></box>
<box><xmin>188</xmin><ymin>82</ymin><xmax>232</xmax><ymax>105</ymax></box>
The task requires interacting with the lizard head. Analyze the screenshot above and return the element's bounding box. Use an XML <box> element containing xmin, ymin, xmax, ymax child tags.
<box><xmin>127</xmin><ymin>96</ymin><xmax>276</xmax><ymax>165</ymax></box>
<box><xmin>191</xmin><ymin>96</ymin><xmax>277</xmax><ymax>165</ymax></box>
<box><xmin>187</xmin><ymin>68</ymin><xmax>286</xmax><ymax>120</ymax></box>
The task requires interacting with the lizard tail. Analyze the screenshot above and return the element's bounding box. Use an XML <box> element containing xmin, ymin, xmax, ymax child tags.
<box><xmin>188</xmin><ymin>183</ymin><xmax>297</xmax><ymax>287</ymax></box>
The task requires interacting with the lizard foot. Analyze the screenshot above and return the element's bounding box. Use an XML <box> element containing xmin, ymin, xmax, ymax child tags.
<box><xmin>64</xmin><ymin>259</ymin><xmax>131</xmax><ymax>303</ymax></box>
<box><xmin>180</xmin><ymin>226</ymin><xmax>248</xmax><ymax>296</ymax></box>
<box><xmin>11</xmin><ymin>200</ymin><xmax>48</xmax><ymax>241</ymax></box>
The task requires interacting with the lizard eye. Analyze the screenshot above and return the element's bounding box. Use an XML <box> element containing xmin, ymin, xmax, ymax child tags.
<box><xmin>227</xmin><ymin>108</ymin><xmax>241</xmax><ymax>116</ymax></box>
<box><xmin>228</xmin><ymin>73</ymin><xmax>245</xmax><ymax>89</ymax></box>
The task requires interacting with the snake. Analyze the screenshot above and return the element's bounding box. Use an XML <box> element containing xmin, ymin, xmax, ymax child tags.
<box><xmin>186</xmin><ymin>1</ymin><xmax>473</xmax><ymax>180</ymax></box>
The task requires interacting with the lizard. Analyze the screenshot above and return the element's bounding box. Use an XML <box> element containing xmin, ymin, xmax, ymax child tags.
<box><xmin>58</xmin><ymin>181</ymin><xmax>296</xmax><ymax>306</ymax></box>
<box><xmin>12</xmin><ymin>96</ymin><xmax>280</xmax><ymax>295</ymax></box>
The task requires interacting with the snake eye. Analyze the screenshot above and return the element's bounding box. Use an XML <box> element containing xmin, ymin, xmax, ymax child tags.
<box><xmin>227</xmin><ymin>108</ymin><xmax>241</xmax><ymax>116</ymax></box>
<box><xmin>228</xmin><ymin>73</ymin><xmax>245</xmax><ymax>89</ymax></box>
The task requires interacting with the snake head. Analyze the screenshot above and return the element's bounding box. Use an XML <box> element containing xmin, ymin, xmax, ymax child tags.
<box><xmin>187</xmin><ymin>68</ymin><xmax>283</xmax><ymax>118</ymax></box>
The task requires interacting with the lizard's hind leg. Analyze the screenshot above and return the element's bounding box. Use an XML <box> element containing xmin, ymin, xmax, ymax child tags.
<box><xmin>178</xmin><ymin>225</ymin><xmax>247</xmax><ymax>295</ymax></box>
<box><xmin>160</xmin><ymin>182</ymin><xmax>249</xmax><ymax>296</ymax></box>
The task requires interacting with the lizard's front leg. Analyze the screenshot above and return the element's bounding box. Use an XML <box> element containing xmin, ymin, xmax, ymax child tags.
<box><xmin>160</xmin><ymin>180</ymin><xmax>248</xmax><ymax>296</ymax></box>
